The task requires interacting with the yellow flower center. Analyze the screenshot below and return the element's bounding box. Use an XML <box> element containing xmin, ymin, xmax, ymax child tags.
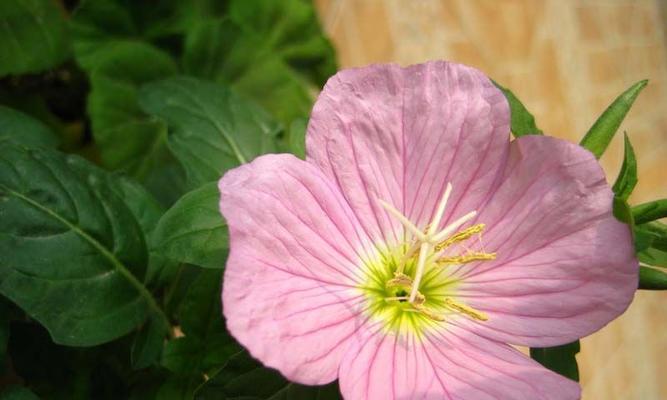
<box><xmin>358</xmin><ymin>183</ymin><xmax>495</xmax><ymax>337</ymax></box>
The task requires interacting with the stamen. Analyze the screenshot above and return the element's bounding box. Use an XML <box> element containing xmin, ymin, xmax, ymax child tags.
<box><xmin>378</xmin><ymin>199</ymin><xmax>426</xmax><ymax>241</ymax></box>
<box><xmin>431</xmin><ymin>210</ymin><xmax>478</xmax><ymax>243</ymax></box>
<box><xmin>410</xmin><ymin>304</ymin><xmax>446</xmax><ymax>321</ymax></box>
<box><xmin>434</xmin><ymin>223</ymin><xmax>486</xmax><ymax>251</ymax></box>
<box><xmin>386</xmin><ymin>272</ymin><xmax>413</xmax><ymax>288</ymax></box>
<box><xmin>443</xmin><ymin>298</ymin><xmax>488</xmax><ymax>321</ymax></box>
<box><xmin>437</xmin><ymin>252</ymin><xmax>497</xmax><ymax>265</ymax></box>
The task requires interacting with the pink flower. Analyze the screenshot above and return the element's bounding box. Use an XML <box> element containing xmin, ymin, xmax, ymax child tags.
<box><xmin>218</xmin><ymin>61</ymin><xmax>637</xmax><ymax>399</ymax></box>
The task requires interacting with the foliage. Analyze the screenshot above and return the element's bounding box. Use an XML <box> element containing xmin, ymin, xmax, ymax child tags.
<box><xmin>0</xmin><ymin>0</ymin><xmax>337</xmax><ymax>398</ymax></box>
<box><xmin>0</xmin><ymin>0</ymin><xmax>661</xmax><ymax>397</ymax></box>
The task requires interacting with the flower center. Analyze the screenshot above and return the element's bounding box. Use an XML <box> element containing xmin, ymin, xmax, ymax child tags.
<box><xmin>358</xmin><ymin>183</ymin><xmax>495</xmax><ymax>335</ymax></box>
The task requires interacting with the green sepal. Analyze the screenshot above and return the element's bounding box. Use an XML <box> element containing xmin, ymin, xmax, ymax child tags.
<box><xmin>530</xmin><ymin>340</ymin><xmax>580</xmax><ymax>381</ymax></box>
<box><xmin>633</xmin><ymin>199</ymin><xmax>667</xmax><ymax>225</ymax></box>
<box><xmin>638</xmin><ymin>266</ymin><xmax>667</xmax><ymax>290</ymax></box>
<box><xmin>493</xmin><ymin>81</ymin><xmax>542</xmax><ymax>137</ymax></box>
<box><xmin>580</xmin><ymin>80</ymin><xmax>647</xmax><ymax>158</ymax></box>
<box><xmin>611</xmin><ymin>133</ymin><xmax>637</xmax><ymax>200</ymax></box>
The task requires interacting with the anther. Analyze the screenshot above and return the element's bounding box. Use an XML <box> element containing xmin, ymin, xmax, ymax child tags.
<box><xmin>434</xmin><ymin>224</ymin><xmax>486</xmax><ymax>251</ymax></box>
<box><xmin>437</xmin><ymin>252</ymin><xmax>497</xmax><ymax>265</ymax></box>
<box><xmin>443</xmin><ymin>298</ymin><xmax>488</xmax><ymax>321</ymax></box>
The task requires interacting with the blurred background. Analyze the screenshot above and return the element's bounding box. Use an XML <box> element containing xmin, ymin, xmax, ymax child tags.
<box><xmin>314</xmin><ymin>0</ymin><xmax>666</xmax><ymax>398</ymax></box>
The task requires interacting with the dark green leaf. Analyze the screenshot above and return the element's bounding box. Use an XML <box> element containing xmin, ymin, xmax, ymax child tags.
<box><xmin>493</xmin><ymin>82</ymin><xmax>542</xmax><ymax>137</ymax></box>
<box><xmin>0</xmin><ymin>300</ymin><xmax>8</xmax><ymax>367</ymax></box>
<box><xmin>195</xmin><ymin>351</ymin><xmax>341</xmax><ymax>400</ymax></box>
<box><xmin>182</xmin><ymin>11</ymin><xmax>321</xmax><ymax>128</ymax></box>
<box><xmin>131</xmin><ymin>316</ymin><xmax>166</xmax><ymax>369</ymax></box>
<box><xmin>153</xmin><ymin>183</ymin><xmax>227</xmax><ymax>269</ymax></box>
<box><xmin>530</xmin><ymin>341</ymin><xmax>580</xmax><ymax>381</ymax></box>
<box><xmin>633</xmin><ymin>199</ymin><xmax>667</xmax><ymax>225</ymax></box>
<box><xmin>0</xmin><ymin>144</ymin><xmax>168</xmax><ymax>346</ymax></box>
<box><xmin>85</xmin><ymin>41</ymin><xmax>178</xmax><ymax>177</ymax></box>
<box><xmin>580</xmin><ymin>80</ymin><xmax>647</xmax><ymax>158</ymax></box>
<box><xmin>227</xmin><ymin>0</ymin><xmax>337</xmax><ymax>85</ymax></box>
<box><xmin>139</xmin><ymin>77</ymin><xmax>281</xmax><ymax>187</ymax></box>
<box><xmin>639</xmin><ymin>266</ymin><xmax>667</xmax><ymax>290</ymax></box>
<box><xmin>162</xmin><ymin>270</ymin><xmax>240</xmax><ymax>398</ymax></box>
<box><xmin>0</xmin><ymin>106</ymin><xmax>58</xmax><ymax>148</ymax></box>
<box><xmin>611</xmin><ymin>133</ymin><xmax>637</xmax><ymax>200</ymax></box>
<box><xmin>0</xmin><ymin>0</ymin><xmax>71</xmax><ymax>77</ymax></box>
<box><xmin>0</xmin><ymin>386</ymin><xmax>40</xmax><ymax>400</ymax></box>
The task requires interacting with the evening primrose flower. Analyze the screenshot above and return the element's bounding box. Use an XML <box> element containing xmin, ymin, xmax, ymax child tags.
<box><xmin>218</xmin><ymin>61</ymin><xmax>637</xmax><ymax>399</ymax></box>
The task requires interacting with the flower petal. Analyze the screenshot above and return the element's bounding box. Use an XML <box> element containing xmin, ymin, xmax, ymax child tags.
<box><xmin>219</xmin><ymin>154</ymin><xmax>371</xmax><ymax>384</ymax></box>
<box><xmin>306</xmin><ymin>61</ymin><xmax>510</xmax><ymax>246</ymax></box>
<box><xmin>338</xmin><ymin>324</ymin><xmax>580</xmax><ymax>399</ymax></box>
<box><xmin>450</xmin><ymin>135</ymin><xmax>638</xmax><ymax>347</ymax></box>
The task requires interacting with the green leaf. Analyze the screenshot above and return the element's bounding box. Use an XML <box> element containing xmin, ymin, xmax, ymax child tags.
<box><xmin>182</xmin><ymin>13</ymin><xmax>320</xmax><ymax>128</ymax></box>
<box><xmin>152</xmin><ymin>183</ymin><xmax>227</xmax><ymax>269</ymax></box>
<box><xmin>0</xmin><ymin>106</ymin><xmax>58</xmax><ymax>148</ymax></box>
<box><xmin>0</xmin><ymin>386</ymin><xmax>40</xmax><ymax>400</ymax></box>
<box><xmin>131</xmin><ymin>316</ymin><xmax>166</xmax><ymax>370</ymax></box>
<box><xmin>86</xmin><ymin>41</ymin><xmax>178</xmax><ymax>176</ymax></box>
<box><xmin>635</xmin><ymin>222</ymin><xmax>667</xmax><ymax>252</ymax></box>
<box><xmin>139</xmin><ymin>77</ymin><xmax>281</xmax><ymax>187</ymax></box>
<box><xmin>227</xmin><ymin>0</ymin><xmax>337</xmax><ymax>86</ymax></box>
<box><xmin>0</xmin><ymin>144</ymin><xmax>169</xmax><ymax>346</ymax></box>
<box><xmin>0</xmin><ymin>300</ymin><xmax>8</xmax><ymax>368</ymax></box>
<box><xmin>639</xmin><ymin>266</ymin><xmax>667</xmax><ymax>290</ymax></box>
<box><xmin>195</xmin><ymin>351</ymin><xmax>341</xmax><ymax>399</ymax></box>
<box><xmin>0</xmin><ymin>0</ymin><xmax>71</xmax><ymax>77</ymax></box>
<box><xmin>492</xmin><ymin>82</ymin><xmax>542</xmax><ymax>137</ymax></box>
<box><xmin>161</xmin><ymin>270</ymin><xmax>240</xmax><ymax>396</ymax></box>
<box><xmin>611</xmin><ymin>133</ymin><xmax>637</xmax><ymax>200</ymax></box>
<box><xmin>580</xmin><ymin>80</ymin><xmax>647</xmax><ymax>158</ymax></box>
<box><xmin>530</xmin><ymin>341</ymin><xmax>580</xmax><ymax>381</ymax></box>
<box><xmin>633</xmin><ymin>199</ymin><xmax>667</xmax><ymax>225</ymax></box>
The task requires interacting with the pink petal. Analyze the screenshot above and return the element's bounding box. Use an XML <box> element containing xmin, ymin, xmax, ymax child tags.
<box><xmin>219</xmin><ymin>154</ymin><xmax>371</xmax><ymax>384</ymax></box>
<box><xmin>450</xmin><ymin>135</ymin><xmax>638</xmax><ymax>347</ymax></box>
<box><xmin>338</xmin><ymin>324</ymin><xmax>580</xmax><ymax>399</ymax></box>
<box><xmin>306</xmin><ymin>61</ymin><xmax>510</xmax><ymax>246</ymax></box>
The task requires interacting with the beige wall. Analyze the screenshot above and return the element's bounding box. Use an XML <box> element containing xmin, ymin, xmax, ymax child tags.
<box><xmin>315</xmin><ymin>1</ymin><xmax>667</xmax><ymax>398</ymax></box>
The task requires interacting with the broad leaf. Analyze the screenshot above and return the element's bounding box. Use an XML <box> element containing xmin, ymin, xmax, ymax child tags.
<box><xmin>183</xmin><ymin>16</ymin><xmax>314</xmax><ymax>125</ymax></box>
<box><xmin>0</xmin><ymin>144</ymin><xmax>168</xmax><ymax>346</ymax></box>
<box><xmin>0</xmin><ymin>386</ymin><xmax>40</xmax><ymax>400</ymax></box>
<box><xmin>139</xmin><ymin>77</ymin><xmax>280</xmax><ymax>187</ymax></box>
<box><xmin>195</xmin><ymin>351</ymin><xmax>342</xmax><ymax>399</ymax></box>
<box><xmin>580</xmin><ymin>80</ymin><xmax>647</xmax><ymax>158</ymax></box>
<box><xmin>530</xmin><ymin>341</ymin><xmax>580</xmax><ymax>381</ymax></box>
<box><xmin>611</xmin><ymin>133</ymin><xmax>637</xmax><ymax>200</ymax></box>
<box><xmin>131</xmin><ymin>315</ymin><xmax>166</xmax><ymax>369</ymax></box>
<box><xmin>633</xmin><ymin>199</ymin><xmax>667</xmax><ymax>225</ymax></box>
<box><xmin>153</xmin><ymin>183</ymin><xmax>227</xmax><ymax>269</ymax></box>
<box><xmin>0</xmin><ymin>106</ymin><xmax>58</xmax><ymax>148</ymax></box>
<box><xmin>639</xmin><ymin>266</ymin><xmax>667</xmax><ymax>290</ymax></box>
<box><xmin>85</xmin><ymin>41</ymin><xmax>178</xmax><ymax>176</ymax></box>
<box><xmin>0</xmin><ymin>300</ymin><xmax>8</xmax><ymax>368</ymax></box>
<box><xmin>493</xmin><ymin>82</ymin><xmax>542</xmax><ymax>137</ymax></box>
<box><xmin>0</xmin><ymin>0</ymin><xmax>71</xmax><ymax>77</ymax></box>
<box><xmin>161</xmin><ymin>270</ymin><xmax>240</xmax><ymax>397</ymax></box>
<box><xmin>227</xmin><ymin>0</ymin><xmax>336</xmax><ymax>86</ymax></box>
